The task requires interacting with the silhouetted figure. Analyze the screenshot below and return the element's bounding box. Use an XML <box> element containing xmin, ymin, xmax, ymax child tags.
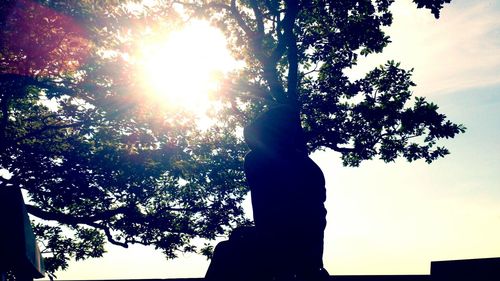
<box><xmin>205</xmin><ymin>226</ymin><xmax>259</xmax><ymax>281</ymax></box>
<box><xmin>243</xmin><ymin>105</ymin><xmax>328</xmax><ymax>281</ymax></box>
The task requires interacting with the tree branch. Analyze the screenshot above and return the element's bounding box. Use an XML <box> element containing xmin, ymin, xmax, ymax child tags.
<box><xmin>283</xmin><ymin>0</ymin><xmax>299</xmax><ymax>106</ymax></box>
<box><xmin>249</xmin><ymin>0</ymin><xmax>265</xmax><ymax>35</ymax></box>
<box><xmin>25</xmin><ymin>204</ymin><xmax>130</xmax><ymax>225</ymax></box>
<box><xmin>303</xmin><ymin>61</ymin><xmax>321</xmax><ymax>76</ymax></box>
<box><xmin>230</xmin><ymin>0</ymin><xmax>286</xmax><ymax>103</ymax></box>
<box><xmin>230</xmin><ymin>0</ymin><xmax>254</xmax><ymax>37</ymax></box>
<box><xmin>13</xmin><ymin>121</ymin><xmax>87</xmax><ymax>143</ymax></box>
<box><xmin>0</xmin><ymin>74</ymin><xmax>73</xmax><ymax>96</ymax></box>
<box><xmin>263</xmin><ymin>0</ymin><xmax>279</xmax><ymax>17</ymax></box>
<box><xmin>87</xmin><ymin>221</ymin><xmax>129</xmax><ymax>248</ymax></box>
<box><xmin>26</xmin><ymin>204</ymin><xmax>198</xmax><ymax>224</ymax></box>
<box><xmin>270</xmin><ymin>29</ymin><xmax>287</xmax><ymax>65</ymax></box>
<box><xmin>329</xmin><ymin>145</ymin><xmax>356</xmax><ymax>153</ymax></box>
<box><xmin>26</xmin><ymin>204</ymin><xmax>202</xmax><ymax>248</ymax></box>
<box><xmin>174</xmin><ymin>1</ymin><xmax>287</xmax><ymax>103</ymax></box>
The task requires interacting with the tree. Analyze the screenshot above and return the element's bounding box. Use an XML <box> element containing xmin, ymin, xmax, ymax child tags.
<box><xmin>186</xmin><ymin>0</ymin><xmax>461</xmax><ymax>165</ymax></box>
<box><xmin>0</xmin><ymin>0</ymin><xmax>463</xmax><ymax>275</ymax></box>
<box><xmin>1</xmin><ymin>0</ymin><xmax>248</xmax><ymax>274</ymax></box>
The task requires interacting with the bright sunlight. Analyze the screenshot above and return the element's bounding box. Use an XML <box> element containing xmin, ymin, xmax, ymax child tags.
<box><xmin>136</xmin><ymin>20</ymin><xmax>237</xmax><ymax>114</ymax></box>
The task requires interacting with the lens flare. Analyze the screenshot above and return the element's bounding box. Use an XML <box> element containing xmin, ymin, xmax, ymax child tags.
<box><xmin>136</xmin><ymin>20</ymin><xmax>236</xmax><ymax>115</ymax></box>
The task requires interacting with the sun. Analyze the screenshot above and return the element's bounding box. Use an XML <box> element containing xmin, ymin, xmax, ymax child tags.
<box><xmin>136</xmin><ymin>20</ymin><xmax>236</xmax><ymax>114</ymax></box>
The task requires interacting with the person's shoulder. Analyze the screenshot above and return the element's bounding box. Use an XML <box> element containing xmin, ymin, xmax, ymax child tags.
<box><xmin>244</xmin><ymin>149</ymin><xmax>274</xmax><ymax>160</ymax></box>
<box><xmin>244</xmin><ymin>150</ymin><xmax>267</xmax><ymax>166</ymax></box>
<box><xmin>244</xmin><ymin>150</ymin><xmax>280</xmax><ymax>174</ymax></box>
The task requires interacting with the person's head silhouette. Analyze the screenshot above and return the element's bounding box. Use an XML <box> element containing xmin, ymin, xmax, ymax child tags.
<box><xmin>244</xmin><ymin>105</ymin><xmax>305</xmax><ymax>153</ymax></box>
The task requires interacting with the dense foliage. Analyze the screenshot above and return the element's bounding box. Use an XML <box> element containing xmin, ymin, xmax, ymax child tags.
<box><xmin>192</xmin><ymin>0</ymin><xmax>461</xmax><ymax>165</ymax></box>
<box><xmin>1</xmin><ymin>0</ymin><xmax>248</xmax><ymax>274</ymax></box>
<box><xmin>1</xmin><ymin>0</ymin><xmax>461</xmax><ymax>275</ymax></box>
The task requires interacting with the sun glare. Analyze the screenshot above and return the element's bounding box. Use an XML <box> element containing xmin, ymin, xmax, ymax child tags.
<box><xmin>137</xmin><ymin>21</ymin><xmax>236</xmax><ymax>114</ymax></box>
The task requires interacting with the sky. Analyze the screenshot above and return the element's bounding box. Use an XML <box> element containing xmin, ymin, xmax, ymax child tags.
<box><xmin>50</xmin><ymin>0</ymin><xmax>500</xmax><ymax>278</ymax></box>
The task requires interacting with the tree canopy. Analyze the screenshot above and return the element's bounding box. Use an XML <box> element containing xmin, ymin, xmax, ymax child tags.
<box><xmin>0</xmin><ymin>0</ymin><xmax>462</xmax><ymax>275</ymax></box>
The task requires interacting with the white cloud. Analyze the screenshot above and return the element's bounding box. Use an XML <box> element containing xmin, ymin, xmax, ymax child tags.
<box><xmin>350</xmin><ymin>0</ymin><xmax>500</xmax><ymax>96</ymax></box>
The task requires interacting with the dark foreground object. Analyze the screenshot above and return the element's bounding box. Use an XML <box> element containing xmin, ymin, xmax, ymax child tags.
<box><xmin>205</xmin><ymin>227</ymin><xmax>258</xmax><ymax>281</ymax></box>
<box><xmin>0</xmin><ymin>187</ymin><xmax>45</xmax><ymax>281</ymax></box>
<box><xmin>207</xmin><ymin>257</ymin><xmax>500</xmax><ymax>281</ymax></box>
<box><xmin>68</xmin><ymin>258</ymin><xmax>500</xmax><ymax>281</ymax></box>
<box><xmin>239</xmin><ymin>106</ymin><xmax>328</xmax><ymax>281</ymax></box>
<box><xmin>431</xmin><ymin>257</ymin><xmax>500</xmax><ymax>280</ymax></box>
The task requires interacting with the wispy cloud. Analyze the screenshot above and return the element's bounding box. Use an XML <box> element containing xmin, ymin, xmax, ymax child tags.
<box><xmin>351</xmin><ymin>0</ymin><xmax>500</xmax><ymax>96</ymax></box>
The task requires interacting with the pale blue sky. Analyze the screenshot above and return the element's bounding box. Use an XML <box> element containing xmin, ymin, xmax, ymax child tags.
<box><xmin>51</xmin><ymin>0</ymin><xmax>500</xmax><ymax>278</ymax></box>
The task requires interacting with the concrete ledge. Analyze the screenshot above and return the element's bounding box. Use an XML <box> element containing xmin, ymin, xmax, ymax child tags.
<box><xmin>47</xmin><ymin>257</ymin><xmax>500</xmax><ymax>281</ymax></box>
<box><xmin>54</xmin><ymin>276</ymin><xmax>429</xmax><ymax>281</ymax></box>
<box><xmin>332</xmin><ymin>276</ymin><xmax>429</xmax><ymax>281</ymax></box>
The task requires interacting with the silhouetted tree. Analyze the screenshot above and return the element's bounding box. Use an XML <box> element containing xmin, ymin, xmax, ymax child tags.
<box><xmin>189</xmin><ymin>0</ymin><xmax>462</xmax><ymax>165</ymax></box>
<box><xmin>1</xmin><ymin>0</ymin><xmax>248</xmax><ymax>274</ymax></box>
<box><xmin>0</xmin><ymin>0</ymin><xmax>462</xmax><ymax>275</ymax></box>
